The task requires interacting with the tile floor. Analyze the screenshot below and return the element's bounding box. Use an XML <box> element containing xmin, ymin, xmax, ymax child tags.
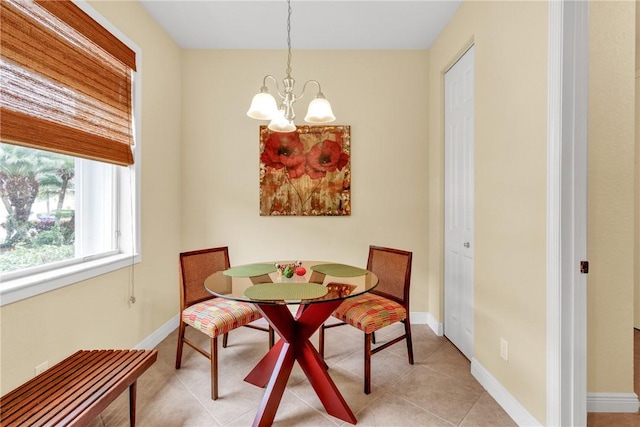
<box><xmin>88</xmin><ymin>323</ymin><xmax>639</xmax><ymax>426</ymax></box>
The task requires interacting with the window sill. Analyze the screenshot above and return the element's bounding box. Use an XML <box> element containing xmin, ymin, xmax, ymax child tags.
<box><xmin>0</xmin><ymin>253</ymin><xmax>141</xmax><ymax>307</ymax></box>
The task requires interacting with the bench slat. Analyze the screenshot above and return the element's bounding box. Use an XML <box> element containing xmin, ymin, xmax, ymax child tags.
<box><xmin>0</xmin><ymin>350</ymin><xmax>97</xmax><ymax>415</ymax></box>
<box><xmin>5</xmin><ymin>351</ymin><xmax>128</xmax><ymax>426</ymax></box>
<box><xmin>49</xmin><ymin>351</ymin><xmax>156</xmax><ymax>427</ymax></box>
<box><xmin>32</xmin><ymin>351</ymin><xmax>137</xmax><ymax>427</ymax></box>
<box><xmin>0</xmin><ymin>349</ymin><xmax>157</xmax><ymax>427</ymax></box>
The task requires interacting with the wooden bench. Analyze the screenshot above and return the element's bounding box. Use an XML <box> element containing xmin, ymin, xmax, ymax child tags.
<box><xmin>0</xmin><ymin>349</ymin><xmax>157</xmax><ymax>427</ymax></box>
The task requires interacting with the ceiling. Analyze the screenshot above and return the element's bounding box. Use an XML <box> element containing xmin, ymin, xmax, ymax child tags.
<box><xmin>139</xmin><ymin>1</ymin><xmax>463</xmax><ymax>50</ymax></box>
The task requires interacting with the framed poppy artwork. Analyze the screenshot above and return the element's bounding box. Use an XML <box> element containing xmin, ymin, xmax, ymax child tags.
<box><xmin>259</xmin><ymin>125</ymin><xmax>351</xmax><ymax>216</ymax></box>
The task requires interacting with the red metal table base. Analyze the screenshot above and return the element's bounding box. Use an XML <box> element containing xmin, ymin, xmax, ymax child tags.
<box><xmin>244</xmin><ymin>300</ymin><xmax>357</xmax><ymax>427</ymax></box>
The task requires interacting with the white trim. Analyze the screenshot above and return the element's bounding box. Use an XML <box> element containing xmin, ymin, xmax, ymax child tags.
<box><xmin>569</xmin><ymin>3</ymin><xmax>589</xmax><ymax>426</ymax></box>
<box><xmin>426</xmin><ymin>312</ymin><xmax>444</xmax><ymax>336</ymax></box>
<box><xmin>408</xmin><ymin>311</ymin><xmax>429</xmax><ymax>325</ymax></box>
<box><xmin>546</xmin><ymin>2</ymin><xmax>563</xmax><ymax>423</ymax></box>
<box><xmin>546</xmin><ymin>1</ymin><xmax>589</xmax><ymax>425</ymax></box>
<box><xmin>407</xmin><ymin>311</ymin><xmax>443</xmax><ymax>335</ymax></box>
<box><xmin>135</xmin><ymin>314</ymin><xmax>180</xmax><ymax>350</ymax></box>
<box><xmin>587</xmin><ymin>393</ymin><xmax>640</xmax><ymax>413</ymax></box>
<box><xmin>471</xmin><ymin>358</ymin><xmax>541</xmax><ymax>426</ymax></box>
<box><xmin>0</xmin><ymin>253</ymin><xmax>140</xmax><ymax>306</ymax></box>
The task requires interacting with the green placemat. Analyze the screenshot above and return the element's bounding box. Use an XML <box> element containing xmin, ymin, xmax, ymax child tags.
<box><xmin>223</xmin><ymin>264</ymin><xmax>277</xmax><ymax>277</ymax></box>
<box><xmin>244</xmin><ymin>283</ymin><xmax>328</xmax><ymax>301</ymax></box>
<box><xmin>311</xmin><ymin>263</ymin><xmax>368</xmax><ymax>277</ymax></box>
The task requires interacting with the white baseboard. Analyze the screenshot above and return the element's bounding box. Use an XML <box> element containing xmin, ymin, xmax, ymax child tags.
<box><xmin>134</xmin><ymin>314</ymin><xmax>179</xmax><ymax>350</ymax></box>
<box><xmin>587</xmin><ymin>392</ymin><xmax>640</xmax><ymax>413</ymax></box>
<box><xmin>410</xmin><ymin>311</ymin><xmax>443</xmax><ymax>337</ymax></box>
<box><xmin>471</xmin><ymin>358</ymin><xmax>542</xmax><ymax>427</ymax></box>
<box><xmin>426</xmin><ymin>312</ymin><xmax>443</xmax><ymax>336</ymax></box>
<box><xmin>409</xmin><ymin>311</ymin><xmax>428</xmax><ymax>325</ymax></box>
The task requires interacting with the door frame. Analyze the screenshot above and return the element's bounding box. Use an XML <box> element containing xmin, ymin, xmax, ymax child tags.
<box><xmin>546</xmin><ymin>1</ymin><xmax>589</xmax><ymax>425</ymax></box>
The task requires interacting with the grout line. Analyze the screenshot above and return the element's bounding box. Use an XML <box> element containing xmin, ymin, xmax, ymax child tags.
<box><xmin>173</xmin><ymin>365</ymin><xmax>224</xmax><ymax>426</ymax></box>
<box><xmin>350</xmin><ymin>389</ymin><xmax>390</xmax><ymax>421</ymax></box>
<box><xmin>393</xmin><ymin>392</ymin><xmax>458</xmax><ymax>426</ymax></box>
<box><xmin>456</xmin><ymin>391</ymin><xmax>486</xmax><ymax>426</ymax></box>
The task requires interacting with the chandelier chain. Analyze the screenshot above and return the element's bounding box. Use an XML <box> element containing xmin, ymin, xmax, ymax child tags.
<box><xmin>286</xmin><ymin>0</ymin><xmax>292</xmax><ymax>77</ymax></box>
<box><xmin>247</xmin><ymin>0</ymin><xmax>334</xmax><ymax>131</ymax></box>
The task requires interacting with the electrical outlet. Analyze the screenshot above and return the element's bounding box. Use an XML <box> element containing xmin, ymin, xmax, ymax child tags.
<box><xmin>35</xmin><ymin>361</ymin><xmax>49</xmax><ymax>375</ymax></box>
<box><xmin>500</xmin><ymin>338</ymin><xmax>509</xmax><ymax>361</ymax></box>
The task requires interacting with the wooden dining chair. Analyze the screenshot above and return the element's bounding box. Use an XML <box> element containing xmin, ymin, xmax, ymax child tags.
<box><xmin>175</xmin><ymin>246</ymin><xmax>274</xmax><ymax>400</ymax></box>
<box><xmin>318</xmin><ymin>245</ymin><xmax>414</xmax><ymax>394</ymax></box>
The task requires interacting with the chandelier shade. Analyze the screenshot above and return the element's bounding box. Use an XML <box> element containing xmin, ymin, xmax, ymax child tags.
<box><xmin>267</xmin><ymin>109</ymin><xmax>297</xmax><ymax>132</ymax></box>
<box><xmin>304</xmin><ymin>94</ymin><xmax>336</xmax><ymax>123</ymax></box>
<box><xmin>247</xmin><ymin>87</ymin><xmax>278</xmax><ymax>120</ymax></box>
<box><xmin>247</xmin><ymin>0</ymin><xmax>335</xmax><ymax>132</ymax></box>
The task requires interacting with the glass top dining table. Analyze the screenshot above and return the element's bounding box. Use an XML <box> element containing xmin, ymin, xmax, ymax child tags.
<box><xmin>203</xmin><ymin>260</ymin><xmax>379</xmax><ymax>305</ymax></box>
<box><xmin>204</xmin><ymin>260</ymin><xmax>378</xmax><ymax>427</ymax></box>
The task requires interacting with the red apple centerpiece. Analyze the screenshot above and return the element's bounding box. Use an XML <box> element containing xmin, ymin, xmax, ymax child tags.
<box><xmin>275</xmin><ymin>261</ymin><xmax>304</xmax><ymax>279</ymax></box>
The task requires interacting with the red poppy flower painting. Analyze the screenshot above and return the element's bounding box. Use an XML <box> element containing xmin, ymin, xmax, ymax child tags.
<box><xmin>259</xmin><ymin>125</ymin><xmax>351</xmax><ymax>216</ymax></box>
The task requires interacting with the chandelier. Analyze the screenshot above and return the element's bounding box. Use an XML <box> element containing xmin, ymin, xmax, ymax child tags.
<box><xmin>246</xmin><ymin>0</ymin><xmax>335</xmax><ymax>133</ymax></box>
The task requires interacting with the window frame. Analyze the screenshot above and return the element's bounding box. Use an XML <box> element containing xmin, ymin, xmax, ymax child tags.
<box><xmin>0</xmin><ymin>0</ymin><xmax>141</xmax><ymax>307</ymax></box>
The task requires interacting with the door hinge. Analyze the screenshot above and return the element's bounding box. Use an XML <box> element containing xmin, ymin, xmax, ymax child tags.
<box><xmin>580</xmin><ymin>261</ymin><xmax>589</xmax><ymax>274</ymax></box>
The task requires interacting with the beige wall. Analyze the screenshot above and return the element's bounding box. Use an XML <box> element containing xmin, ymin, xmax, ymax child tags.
<box><xmin>0</xmin><ymin>0</ymin><xmax>183</xmax><ymax>394</ymax></box>
<box><xmin>428</xmin><ymin>1</ymin><xmax>549</xmax><ymax>421</ymax></box>
<box><xmin>180</xmin><ymin>49</ymin><xmax>430</xmax><ymax>305</ymax></box>
<box><xmin>588</xmin><ymin>0</ymin><xmax>636</xmax><ymax>393</ymax></box>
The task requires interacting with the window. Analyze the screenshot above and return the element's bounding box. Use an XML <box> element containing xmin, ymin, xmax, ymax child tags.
<box><xmin>0</xmin><ymin>0</ymin><xmax>141</xmax><ymax>305</ymax></box>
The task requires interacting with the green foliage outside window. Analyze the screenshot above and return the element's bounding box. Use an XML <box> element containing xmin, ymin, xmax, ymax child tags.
<box><xmin>0</xmin><ymin>144</ymin><xmax>75</xmax><ymax>273</ymax></box>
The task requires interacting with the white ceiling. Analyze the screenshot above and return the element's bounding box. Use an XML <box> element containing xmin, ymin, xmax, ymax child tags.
<box><xmin>139</xmin><ymin>1</ymin><xmax>463</xmax><ymax>50</ymax></box>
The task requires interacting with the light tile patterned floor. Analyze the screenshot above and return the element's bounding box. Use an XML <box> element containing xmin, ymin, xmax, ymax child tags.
<box><xmin>89</xmin><ymin>322</ymin><xmax>517</xmax><ymax>426</ymax></box>
<box><xmin>87</xmin><ymin>324</ymin><xmax>639</xmax><ymax>426</ymax></box>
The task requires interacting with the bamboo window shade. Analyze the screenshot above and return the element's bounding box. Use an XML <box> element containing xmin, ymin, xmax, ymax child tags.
<box><xmin>0</xmin><ymin>0</ymin><xmax>137</xmax><ymax>166</ymax></box>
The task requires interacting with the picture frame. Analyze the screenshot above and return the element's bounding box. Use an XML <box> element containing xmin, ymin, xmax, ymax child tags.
<box><xmin>259</xmin><ymin>125</ymin><xmax>351</xmax><ymax>216</ymax></box>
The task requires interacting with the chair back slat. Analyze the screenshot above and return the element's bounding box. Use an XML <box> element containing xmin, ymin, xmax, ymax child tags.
<box><xmin>179</xmin><ymin>247</ymin><xmax>230</xmax><ymax>309</ymax></box>
<box><xmin>367</xmin><ymin>245</ymin><xmax>412</xmax><ymax>308</ymax></box>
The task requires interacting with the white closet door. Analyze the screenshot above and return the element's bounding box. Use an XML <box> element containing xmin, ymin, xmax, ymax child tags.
<box><xmin>444</xmin><ymin>45</ymin><xmax>475</xmax><ymax>360</ymax></box>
